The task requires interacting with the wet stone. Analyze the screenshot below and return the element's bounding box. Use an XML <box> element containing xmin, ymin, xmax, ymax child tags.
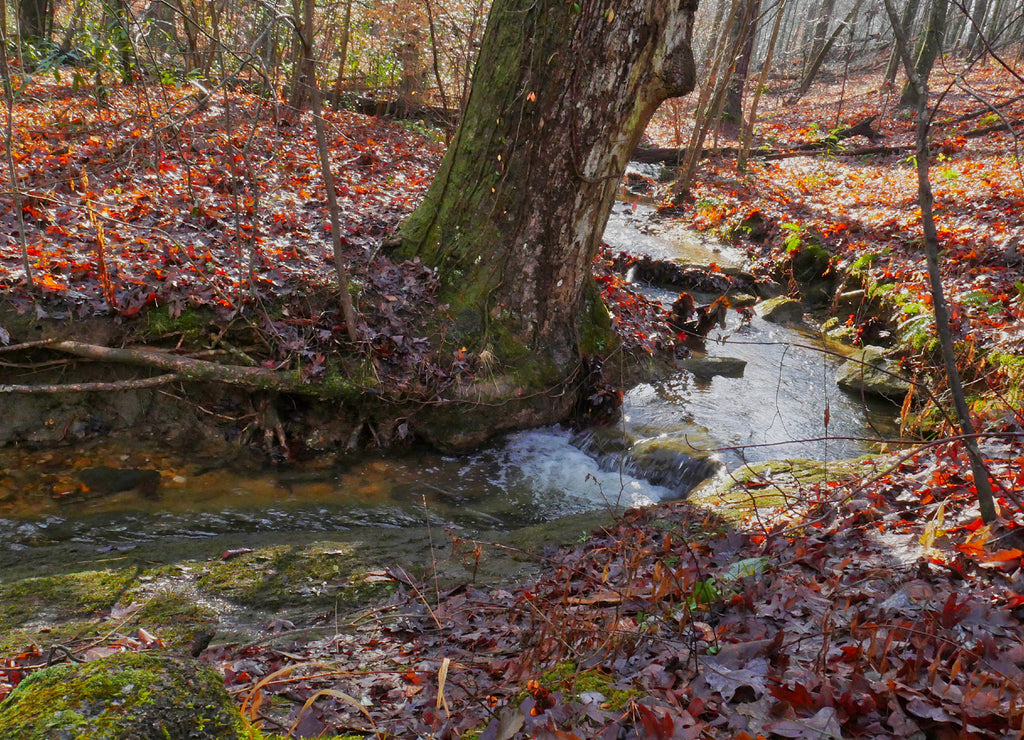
<box><xmin>677</xmin><ymin>355</ymin><xmax>746</xmax><ymax>379</ymax></box>
<box><xmin>755</xmin><ymin>296</ymin><xmax>805</xmax><ymax>325</ymax></box>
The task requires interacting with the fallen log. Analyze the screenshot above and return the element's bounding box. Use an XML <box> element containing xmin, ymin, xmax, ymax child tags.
<box><xmin>351</xmin><ymin>96</ymin><xmax>457</xmax><ymax>127</ymax></box>
<box><xmin>632</xmin><ymin>142</ymin><xmax>912</xmax><ymax>165</ymax></box>
<box><xmin>632</xmin><ymin>115</ymin><xmax>887</xmax><ymax>165</ymax></box>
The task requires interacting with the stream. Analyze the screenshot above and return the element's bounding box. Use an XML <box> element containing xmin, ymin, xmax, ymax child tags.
<box><xmin>0</xmin><ymin>204</ymin><xmax>899</xmax><ymax>560</ymax></box>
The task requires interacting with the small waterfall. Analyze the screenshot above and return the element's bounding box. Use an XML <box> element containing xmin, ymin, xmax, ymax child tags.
<box><xmin>572</xmin><ymin>428</ymin><xmax>723</xmax><ymax>499</ymax></box>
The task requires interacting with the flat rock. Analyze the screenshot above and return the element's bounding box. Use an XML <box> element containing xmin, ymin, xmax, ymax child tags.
<box><xmin>836</xmin><ymin>345</ymin><xmax>912</xmax><ymax>401</ymax></box>
<box><xmin>678</xmin><ymin>355</ymin><xmax>747</xmax><ymax>378</ymax></box>
<box><xmin>755</xmin><ymin>296</ymin><xmax>805</xmax><ymax>324</ymax></box>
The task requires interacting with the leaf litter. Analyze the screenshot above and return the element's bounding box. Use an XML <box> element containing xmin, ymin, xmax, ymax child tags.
<box><xmin>1</xmin><ymin>58</ymin><xmax>1024</xmax><ymax>739</ymax></box>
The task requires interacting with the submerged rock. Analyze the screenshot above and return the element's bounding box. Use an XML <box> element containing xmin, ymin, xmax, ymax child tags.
<box><xmin>78</xmin><ymin>467</ymin><xmax>162</xmax><ymax>499</ymax></box>
<box><xmin>836</xmin><ymin>345</ymin><xmax>912</xmax><ymax>401</ymax></box>
<box><xmin>678</xmin><ymin>355</ymin><xmax>746</xmax><ymax>379</ymax></box>
<box><xmin>755</xmin><ymin>296</ymin><xmax>805</xmax><ymax>324</ymax></box>
<box><xmin>626</xmin><ymin>437</ymin><xmax>722</xmax><ymax>496</ymax></box>
<box><xmin>0</xmin><ymin>651</ymin><xmax>244</xmax><ymax>739</ymax></box>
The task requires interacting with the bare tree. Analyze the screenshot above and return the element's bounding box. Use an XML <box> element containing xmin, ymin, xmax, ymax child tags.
<box><xmin>883</xmin><ymin>0</ymin><xmax>997</xmax><ymax>523</ymax></box>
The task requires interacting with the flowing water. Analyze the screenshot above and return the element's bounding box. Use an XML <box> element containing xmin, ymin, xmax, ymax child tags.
<box><xmin>0</xmin><ymin>205</ymin><xmax>899</xmax><ymax>557</ymax></box>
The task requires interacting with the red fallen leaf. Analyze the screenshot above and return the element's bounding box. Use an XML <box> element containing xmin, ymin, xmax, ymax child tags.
<box><xmin>39</xmin><ymin>273</ymin><xmax>69</xmax><ymax>291</ymax></box>
<box><xmin>637</xmin><ymin>703</ymin><xmax>675</xmax><ymax>740</ymax></box>
<box><xmin>1004</xmin><ymin>593</ymin><xmax>1024</xmax><ymax>609</ymax></box>
<box><xmin>940</xmin><ymin>593</ymin><xmax>972</xmax><ymax>628</ymax></box>
<box><xmin>769</xmin><ymin>681</ymin><xmax>818</xmax><ymax>711</ymax></box>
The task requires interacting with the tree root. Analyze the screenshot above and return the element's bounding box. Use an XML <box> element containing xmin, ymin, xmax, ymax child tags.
<box><xmin>0</xmin><ymin>340</ymin><xmax>331</xmax><ymax>396</ymax></box>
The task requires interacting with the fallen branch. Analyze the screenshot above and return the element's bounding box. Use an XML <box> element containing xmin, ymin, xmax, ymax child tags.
<box><xmin>351</xmin><ymin>96</ymin><xmax>457</xmax><ymax>127</ymax></box>
<box><xmin>633</xmin><ymin>115</ymin><xmax>886</xmax><ymax>164</ymax></box>
<box><xmin>790</xmin><ymin>115</ymin><xmax>884</xmax><ymax>148</ymax></box>
<box><xmin>960</xmin><ymin>117</ymin><xmax>1023</xmax><ymax>139</ymax></box>
<box><xmin>936</xmin><ymin>92</ymin><xmax>1024</xmax><ymax>127</ymax></box>
<box><xmin>0</xmin><ymin>340</ymin><xmax>387</xmax><ymax>400</ymax></box>
<box><xmin>0</xmin><ymin>337</ymin><xmax>61</xmax><ymax>354</ymax></box>
<box><xmin>632</xmin><ymin>142</ymin><xmax>913</xmax><ymax>165</ymax></box>
<box><xmin>761</xmin><ymin>143</ymin><xmax>913</xmax><ymax>160</ymax></box>
<box><xmin>1</xmin><ymin>374</ymin><xmax>181</xmax><ymax>394</ymax></box>
<box><xmin>46</xmin><ymin>340</ymin><xmax>295</xmax><ymax>389</ymax></box>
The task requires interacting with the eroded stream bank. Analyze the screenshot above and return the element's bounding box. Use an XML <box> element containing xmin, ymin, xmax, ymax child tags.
<box><xmin>3</xmin><ymin>207</ymin><xmax>897</xmax><ymax>538</ymax></box>
<box><xmin>0</xmin><ymin>206</ymin><xmax>902</xmax><ymax>658</ymax></box>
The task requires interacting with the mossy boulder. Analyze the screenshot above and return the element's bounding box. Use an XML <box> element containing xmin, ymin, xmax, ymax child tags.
<box><xmin>836</xmin><ymin>345</ymin><xmax>912</xmax><ymax>401</ymax></box>
<box><xmin>0</xmin><ymin>651</ymin><xmax>244</xmax><ymax>739</ymax></box>
<box><xmin>755</xmin><ymin>296</ymin><xmax>805</xmax><ymax>325</ymax></box>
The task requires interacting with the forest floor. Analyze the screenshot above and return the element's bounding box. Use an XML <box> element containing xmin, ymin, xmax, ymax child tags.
<box><xmin>2</xmin><ymin>59</ymin><xmax>1024</xmax><ymax>738</ymax></box>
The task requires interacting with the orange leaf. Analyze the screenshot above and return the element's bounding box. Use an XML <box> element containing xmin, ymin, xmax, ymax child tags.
<box><xmin>979</xmin><ymin>548</ymin><xmax>1023</xmax><ymax>564</ymax></box>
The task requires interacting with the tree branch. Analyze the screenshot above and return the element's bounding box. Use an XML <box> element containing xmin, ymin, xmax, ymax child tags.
<box><xmin>1</xmin><ymin>374</ymin><xmax>182</xmax><ymax>394</ymax></box>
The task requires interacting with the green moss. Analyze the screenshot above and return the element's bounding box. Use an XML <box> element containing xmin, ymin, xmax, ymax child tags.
<box><xmin>789</xmin><ymin>241</ymin><xmax>832</xmax><ymax>284</ymax></box>
<box><xmin>0</xmin><ymin>651</ymin><xmax>245</xmax><ymax>739</ymax></box>
<box><xmin>0</xmin><ymin>622</ymin><xmax>103</xmax><ymax>661</ymax></box>
<box><xmin>578</xmin><ymin>281</ymin><xmax>617</xmax><ymax>356</ymax></box>
<box><xmin>142</xmin><ymin>305</ymin><xmax>211</xmax><ymax>340</ymax></box>
<box><xmin>197</xmin><ymin>541</ymin><xmax>389</xmax><ymax>611</ymax></box>
<box><xmin>125</xmin><ymin>590</ymin><xmax>219</xmax><ymax>652</ymax></box>
<box><xmin>688</xmin><ymin>457</ymin><xmax>884</xmax><ymax>522</ymax></box>
<box><xmin>539</xmin><ymin>661</ymin><xmax>642</xmax><ymax>711</ymax></box>
<box><xmin>989</xmin><ymin>351</ymin><xmax>1024</xmax><ymax>370</ymax></box>
<box><xmin>0</xmin><ymin>568</ymin><xmax>137</xmax><ymax>631</ymax></box>
<box><xmin>318</xmin><ymin>360</ymin><xmax>380</xmax><ymax>400</ymax></box>
<box><xmin>849</xmin><ymin>249</ymin><xmax>886</xmax><ymax>276</ymax></box>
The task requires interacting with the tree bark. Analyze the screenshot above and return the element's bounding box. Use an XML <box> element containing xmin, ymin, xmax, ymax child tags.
<box><xmin>395</xmin><ymin>0</ymin><xmax>698</xmax><ymax>381</ymax></box>
<box><xmin>963</xmin><ymin>0</ymin><xmax>989</xmax><ymax>54</ymax></box>
<box><xmin>287</xmin><ymin>0</ymin><xmax>316</xmax><ymax>111</ymax></box>
<box><xmin>722</xmin><ymin>0</ymin><xmax>762</xmax><ymax>125</ymax></box>
<box><xmin>899</xmin><ymin>0</ymin><xmax>949</xmax><ymax>107</ymax></box>
<box><xmin>331</xmin><ymin>0</ymin><xmax>353</xmax><ymax>99</ymax></box>
<box><xmin>791</xmin><ymin>0</ymin><xmax>862</xmax><ymax>102</ymax></box>
<box><xmin>803</xmin><ymin>0</ymin><xmax>838</xmax><ymax>81</ymax></box>
<box><xmin>18</xmin><ymin>0</ymin><xmax>51</xmax><ymax>45</ymax></box>
<box><xmin>884</xmin><ymin>0</ymin><xmax>921</xmax><ymax>85</ymax></box>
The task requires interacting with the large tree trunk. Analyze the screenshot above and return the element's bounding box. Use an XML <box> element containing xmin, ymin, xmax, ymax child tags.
<box><xmin>394</xmin><ymin>0</ymin><xmax>697</xmax><ymax>440</ymax></box>
<box><xmin>963</xmin><ymin>0</ymin><xmax>989</xmax><ymax>54</ymax></box>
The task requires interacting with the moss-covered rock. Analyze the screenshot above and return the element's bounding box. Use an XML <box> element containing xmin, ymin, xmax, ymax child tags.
<box><xmin>755</xmin><ymin>296</ymin><xmax>805</xmax><ymax>325</ymax></box>
<box><xmin>195</xmin><ymin>541</ymin><xmax>392</xmax><ymax>613</ymax></box>
<box><xmin>689</xmin><ymin>456</ymin><xmax>886</xmax><ymax>520</ymax></box>
<box><xmin>0</xmin><ymin>569</ymin><xmax>137</xmax><ymax>633</ymax></box>
<box><xmin>836</xmin><ymin>345</ymin><xmax>912</xmax><ymax>402</ymax></box>
<box><xmin>0</xmin><ymin>651</ymin><xmax>245</xmax><ymax>739</ymax></box>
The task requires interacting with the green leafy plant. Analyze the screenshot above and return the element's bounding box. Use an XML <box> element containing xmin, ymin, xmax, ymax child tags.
<box><xmin>781</xmin><ymin>222</ymin><xmax>803</xmax><ymax>252</ymax></box>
